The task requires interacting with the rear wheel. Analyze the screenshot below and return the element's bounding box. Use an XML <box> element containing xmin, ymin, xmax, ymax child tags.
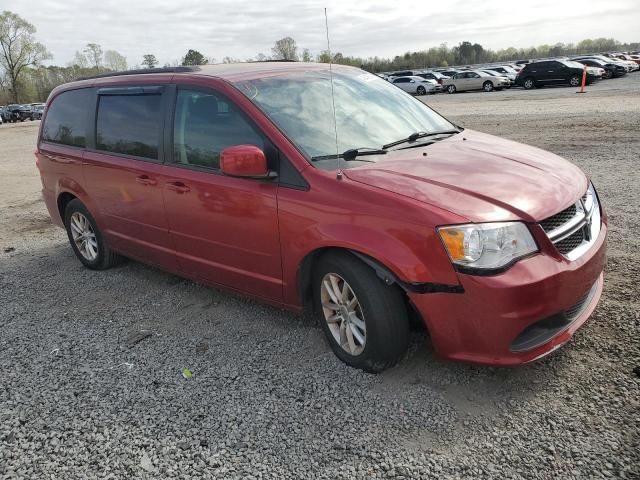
<box><xmin>64</xmin><ymin>198</ymin><xmax>122</xmax><ymax>270</ymax></box>
<box><xmin>523</xmin><ymin>77</ymin><xmax>535</xmax><ymax>89</ymax></box>
<box><xmin>313</xmin><ymin>252</ymin><xmax>409</xmax><ymax>373</ymax></box>
<box><xmin>447</xmin><ymin>85</ymin><xmax>456</xmax><ymax>94</ymax></box>
<box><xmin>604</xmin><ymin>69</ymin><xmax>613</xmax><ymax>79</ymax></box>
<box><xmin>416</xmin><ymin>86</ymin><xmax>426</xmax><ymax>95</ymax></box>
<box><xmin>483</xmin><ymin>81</ymin><xmax>494</xmax><ymax>92</ymax></box>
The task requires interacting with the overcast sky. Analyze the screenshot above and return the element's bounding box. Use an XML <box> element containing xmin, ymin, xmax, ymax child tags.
<box><xmin>9</xmin><ymin>0</ymin><xmax>639</xmax><ymax>67</ymax></box>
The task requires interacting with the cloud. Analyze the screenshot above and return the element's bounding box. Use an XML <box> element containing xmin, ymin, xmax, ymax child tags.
<box><xmin>8</xmin><ymin>0</ymin><xmax>639</xmax><ymax>67</ymax></box>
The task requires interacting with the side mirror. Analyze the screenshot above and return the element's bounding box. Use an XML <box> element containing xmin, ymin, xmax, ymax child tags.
<box><xmin>220</xmin><ymin>145</ymin><xmax>276</xmax><ymax>180</ymax></box>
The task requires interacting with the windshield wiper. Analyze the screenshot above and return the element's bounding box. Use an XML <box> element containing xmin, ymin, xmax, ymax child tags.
<box><xmin>382</xmin><ymin>129</ymin><xmax>462</xmax><ymax>150</ymax></box>
<box><xmin>311</xmin><ymin>147</ymin><xmax>387</xmax><ymax>162</ymax></box>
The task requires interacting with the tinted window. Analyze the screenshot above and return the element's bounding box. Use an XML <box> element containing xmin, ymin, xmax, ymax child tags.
<box><xmin>173</xmin><ymin>89</ymin><xmax>263</xmax><ymax>170</ymax></box>
<box><xmin>96</xmin><ymin>94</ymin><xmax>162</xmax><ymax>160</ymax></box>
<box><xmin>42</xmin><ymin>89</ymin><xmax>91</xmax><ymax>147</ymax></box>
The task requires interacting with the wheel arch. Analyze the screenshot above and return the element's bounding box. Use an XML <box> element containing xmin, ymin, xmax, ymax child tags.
<box><xmin>57</xmin><ymin>191</ymin><xmax>78</xmax><ymax>220</ymax></box>
<box><xmin>296</xmin><ymin>246</ymin><xmax>462</xmax><ymax>311</ymax></box>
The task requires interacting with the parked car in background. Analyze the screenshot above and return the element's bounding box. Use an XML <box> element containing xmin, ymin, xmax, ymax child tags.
<box><xmin>31</xmin><ymin>104</ymin><xmax>45</xmax><ymax>120</ymax></box>
<box><xmin>435</xmin><ymin>69</ymin><xmax>462</xmax><ymax>78</ymax></box>
<box><xmin>36</xmin><ymin>63</ymin><xmax>607</xmax><ymax>372</ymax></box>
<box><xmin>598</xmin><ymin>54</ymin><xmax>638</xmax><ymax>72</ymax></box>
<box><xmin>573</xmin><ymin>58</ymin><xmax>627</xmax><ymax>79</ymax></box>
<box><xmin>414</xmin><ymin>71</ymin><xmax>450</xmax><ymax>90</ymax></box>
<box><xmin>606</xmin><ymin>53</ymin><xmax>640</xmax><ymax>68</ymax></box>
<box><xmin>443</xmin><ymin>70</ymin><xmax>510</xmax><ymax>93</ymax></box>
<box><xmin>391</xmin><ymin>76</ymin><xmax>437</xmax><ymax>95</ymax></box>
<box><xmin>6</xmin><ymin>104</ymin><xmax>32</xmax><ymax>122</ymax></box>
<box><xmin>0</xmin><ymin>106</ymin><xmax>9</xmax><ymax>124</ymax></box>
<box><xmin>481</xmin><ymin>70</ymin><xmax>514</xmax><ymax>87</ymax></box>
<box><xmin>516</xmin><ymin>60</ymin><xmax>600</xmax><ymax>89</ymax></box>
<box><xmin>485</xmin><ymin>65</ymin><xmax>519</xmax><ymax>81</ymax></box>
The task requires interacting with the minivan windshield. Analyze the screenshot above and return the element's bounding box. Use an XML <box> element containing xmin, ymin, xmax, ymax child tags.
<box><xmin>234</xmin><ymin>68</ymin><xmax>455</xmax><ymax>169</ymax></box>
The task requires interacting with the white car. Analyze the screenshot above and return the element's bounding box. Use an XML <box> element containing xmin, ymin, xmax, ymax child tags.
<box><xmin>390</xmin><ymin>76</ymin><xmax>437</xmax><ymax>95</ymax></box>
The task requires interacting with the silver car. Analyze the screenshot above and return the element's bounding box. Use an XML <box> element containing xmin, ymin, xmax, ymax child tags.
<box><xmin>443</xmin><ymin>70</ymin><xmax>510</xmax><ymax>93</ymax></box>
<box><xmin>390</xmin><ymin>76</ymin><xmax>437</xmax><ymax>95</ymax></box>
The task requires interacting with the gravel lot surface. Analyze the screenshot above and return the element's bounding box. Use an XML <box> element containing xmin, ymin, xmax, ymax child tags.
<box><xmin>1</xmin><ymin>76</ymin><xmax>639</xmax><ymax>479</ymax></box>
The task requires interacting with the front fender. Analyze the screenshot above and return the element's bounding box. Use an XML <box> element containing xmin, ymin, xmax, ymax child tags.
<box><xmin>281</xmin><ymin>222</ymin><xmax>460</xmax><ymax>308</ymax></box>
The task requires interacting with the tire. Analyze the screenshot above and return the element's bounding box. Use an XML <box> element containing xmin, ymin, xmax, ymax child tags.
<box><xmin>313</xmin><ymin>251</ymin><xmax>409</xmax><ymax>373</ymax></box>
<box><xmin>604</xmin><ymin>69</ymin><xmax>613</xmax><ymax>79</ymax></box>
<box><xmin>569</xmin><ymin>75</ymin><xmax>581</xmax><ymax>87</ymax></box>
<box><xmin>63</xmin><ymin>198</ymin><xmax>122</xmax><ymax>270</ymax></box>
<box><xmin>522</xmin><ymin>77</ymin><xmax>535</xmax><ymax>90</ymax></box>
<box><xmin>483</xmin><ymin>81</ymin><xmax>494</xmax><ymax>92</ymax></box>
<box><xmin>447</xmin><ymin>84</ymin><xmax>456</xmax><ymax>94</ymax></box>
<box><xmin>416</xmin><ymin>86</ymin><xmax>426</xmax><ymax>95</ymax></box>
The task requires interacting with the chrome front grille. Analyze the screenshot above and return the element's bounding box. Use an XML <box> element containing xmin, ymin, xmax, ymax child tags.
<box><xmin>540</xmin><ymin>185</ymin><xmax>601</xmax><ymax>261</ymax></box>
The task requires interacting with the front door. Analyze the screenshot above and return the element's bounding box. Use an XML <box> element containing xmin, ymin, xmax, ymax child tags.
<box><xmin>162</xmin><ymin>86</ymin><xmax>283</xmax><ymax>302</ymax></box>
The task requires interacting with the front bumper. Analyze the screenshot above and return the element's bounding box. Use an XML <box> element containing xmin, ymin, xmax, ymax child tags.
<box><xmin>409</xmin><ymin>222</ymin><xmax>607</xmax><ymax>366</ymax></box>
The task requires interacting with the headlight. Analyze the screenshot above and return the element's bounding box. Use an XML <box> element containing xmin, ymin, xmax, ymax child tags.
<box><xmin>438</xmin><ymin>222</ymin><xmax>538</xmax><ymax>273</ymax></box>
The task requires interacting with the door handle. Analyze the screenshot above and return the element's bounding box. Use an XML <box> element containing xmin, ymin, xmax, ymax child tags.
<box><xmin>136</xmin><ymin>175</ymin><xmax>157</xmax><ymax>186</ymax></box>
<box><xmin>166</xmin><ymin>181</ymin><xmax>190</xmax><ymax>194</ymax></box>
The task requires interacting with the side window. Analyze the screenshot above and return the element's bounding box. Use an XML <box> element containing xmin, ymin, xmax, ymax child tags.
<box><xmin>96</xmin><ymin>93</ymin><xmax>162</xmax><ymax>160</ymax></box>
<box><xmin>42</xmin><ymin>89</ymin><xmax>91</xmax><ymax>148</ymax></box>
<box><xmin>173</xmin><ymin>89</ymin><xmax>263</xmax><ymax>170</ymax></box>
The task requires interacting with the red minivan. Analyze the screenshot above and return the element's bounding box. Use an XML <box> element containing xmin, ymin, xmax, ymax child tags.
<box><xmin>36</xmin><ymin>63</ymin><xmax>607</xmax><ymax>372</ymax></box>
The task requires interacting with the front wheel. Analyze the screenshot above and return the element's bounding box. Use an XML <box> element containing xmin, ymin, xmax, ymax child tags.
<box><xmin>64</xmin><ymin>199</ymin><xmax>122</xmax><ymax>270</ymax></box>
<box><xmin>522</xmin><ymin>77</ymin><xmax>535</xmax><ymax>89</ymax></box>
<box><xmin>313</xmin><ymin>252</ymin><xmax>409</xmax><ymax>373</ymax></box>
<box><xmin>416</xmin><ymin>86</ymin><xmax>426</xmax><ymax>95</ymax></box>
<box><xmin>447</xmin><ymin>85</ymin><xmax>456</xmax><ymax>94</ymax></box>
<box><xmin>569</xmin><ymin>75</ymin><xmax>581</xmax><ymax>87</ymax></box>
<box><xmin>483</xmin><ymin>81</ymin><xmax>494</xmax><ymax>92</ymax></box>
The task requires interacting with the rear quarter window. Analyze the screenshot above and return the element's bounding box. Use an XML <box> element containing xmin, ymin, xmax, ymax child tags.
<box><xmin>42</xmin><ymin>89</ymin><xmax>91</xmax><ymax>148</ymax></box>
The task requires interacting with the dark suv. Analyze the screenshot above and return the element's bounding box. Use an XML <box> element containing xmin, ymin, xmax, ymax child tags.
<box><xmin>516</xmin><ymin>60</ymin><xmax>599</xmax><ymax>89</ymax></box>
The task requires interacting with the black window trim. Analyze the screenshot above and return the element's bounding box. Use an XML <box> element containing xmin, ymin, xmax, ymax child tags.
<box><xmin>90</xmin><ymin>85</ymin><xmax>168</xmax><ymax>164</ymax></box>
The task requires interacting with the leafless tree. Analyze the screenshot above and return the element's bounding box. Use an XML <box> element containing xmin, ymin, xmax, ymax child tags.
<box><xmin>0</xmin><ymin>10</ymin><xmax>51</xmax><ymax>102</ymax></box>
<box><xmin>83</xmin><ymin>43</ymin><xmax>103</xmax><ymax>69</ymax></box>
<box><xmin>104</xmin><ymin>50</ymin><xmax>127</xmax><ymax>71</ymax></box>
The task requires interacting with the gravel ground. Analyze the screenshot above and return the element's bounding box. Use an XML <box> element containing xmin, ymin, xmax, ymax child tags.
<box><xmin>1</xmin><ymin>76</ymin><xmax>639</xmax><ymax>479</ymax></box>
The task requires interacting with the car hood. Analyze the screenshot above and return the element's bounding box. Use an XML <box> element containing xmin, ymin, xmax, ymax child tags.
<box><xmin>343</xmin><ymin>129</ymin><xmax>588</xmax><ymax>223</ymax></box>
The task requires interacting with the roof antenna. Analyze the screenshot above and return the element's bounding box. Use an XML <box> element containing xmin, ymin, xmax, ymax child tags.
<box><xmin>324</xmin><ymin>8</ymin><xmax>342</xmax><ymax>179</ymax></box>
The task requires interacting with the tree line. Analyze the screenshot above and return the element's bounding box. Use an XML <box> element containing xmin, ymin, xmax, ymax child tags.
<box><xmin>1</xmin><ymin>10</ymin><xmax>639</xmax><ymax>104</ymax></box>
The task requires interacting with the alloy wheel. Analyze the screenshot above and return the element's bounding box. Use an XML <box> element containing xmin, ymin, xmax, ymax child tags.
<box><xmin>320</xmin><ymin>273</ymin><xmax>366</xmax><ymax>356</ymax></box>
<box><xmin>70</xmin><ymin>212</ymin><xmax>98</xmax><ymax>261</ymax></box>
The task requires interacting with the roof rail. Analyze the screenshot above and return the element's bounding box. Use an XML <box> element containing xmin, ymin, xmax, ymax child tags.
<box><xmin>78</xmin><ymin>66</ymin><xmax>201</xmax><ymax>81</ymax></box>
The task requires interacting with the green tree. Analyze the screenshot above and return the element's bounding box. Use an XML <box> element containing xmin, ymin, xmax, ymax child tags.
<box><xmin>301</xmin><ymin>48</ymin><xmax>312</xmax><ymax>62</ymax></box>
<box><xmin>142</xmin><ymin>54</ymin><xmax>158</xmax><ymax>69</ymax></box>
<box><xmin>0</xmin><ymin>10</ymin><xmax>51</xmax><ymax>102</ymax></box>
<box><xmin>271</xmin><ymin>37</ymin><xmax>298</xmax><ymax>61</ymax></box>
<box><xmin>181</xmin><ymin>49</ymin><xmax>206</xmax><ymax>66</ymax></box>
